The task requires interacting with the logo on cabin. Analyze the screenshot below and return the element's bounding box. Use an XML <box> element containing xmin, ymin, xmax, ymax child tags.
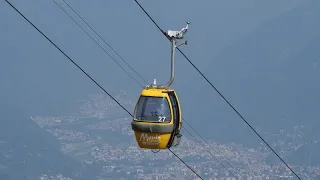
<box><xmin>139</xmin><ymin>133</ymin><xmax>161</xmax><ymax>146</ymax></box>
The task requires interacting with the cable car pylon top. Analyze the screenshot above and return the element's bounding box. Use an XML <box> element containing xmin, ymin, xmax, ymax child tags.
<box><xmin>147</xmin><ymin>22</ymin><xmax>190</xmax><ymax>89</ymax></box>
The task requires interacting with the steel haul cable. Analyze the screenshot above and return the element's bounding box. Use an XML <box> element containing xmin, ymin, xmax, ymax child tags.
<box><xmin>132</xmin><ymin>0</ymin><xmax>302</xmax><ymax>179</ymax></box>
<box><xmin>182</xmin><ymin>124</ymin><xmax>239</xmax><ymax>178</ymax></box>
<box><xmin>52</xmin><ymin>0</ymin><xmax>240</xmax><ymax>178</ymax></box>
<box><xmin>51</xmin><ymin>0</ymin><xmax>144</xmax><ymax>88</ymax></box>
<box><xmin>59</xmin><ymin>0</ymin><xmax>149</xmax><ymax>86</ymax></box>
<box><xmin>4</xmin><ymin>1</ymin><xmax>203</xmax><ymax>179</ymax></box>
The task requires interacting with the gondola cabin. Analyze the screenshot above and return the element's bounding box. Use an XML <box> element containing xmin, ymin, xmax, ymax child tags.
<box><xmin>131</xmin><ymin>22</ymin><xmax>189</xmax><ymax>150</ymax></box>
<box><xmin>131</xmin><ymin>87</ymin><xmax>182</xmax><ymax>149</ymax></box>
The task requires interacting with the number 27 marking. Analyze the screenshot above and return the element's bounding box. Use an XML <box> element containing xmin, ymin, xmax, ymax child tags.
<box><xmin>158</xmin><ymin>116</ymin><xmax>166</xmax><ymax>122</ymax></box>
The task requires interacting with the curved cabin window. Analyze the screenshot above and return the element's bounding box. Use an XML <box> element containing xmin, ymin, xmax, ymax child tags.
<box><xmin>134</xmin><ymin>96</ymin><xmax>171</xmax><ymax>123</ymax></box>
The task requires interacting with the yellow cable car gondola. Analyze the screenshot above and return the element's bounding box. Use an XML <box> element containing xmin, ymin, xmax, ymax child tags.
<box><xmin>131</xmin><ymin>22</ymin><xmax>190</xmax><ymax>152</ymax></box>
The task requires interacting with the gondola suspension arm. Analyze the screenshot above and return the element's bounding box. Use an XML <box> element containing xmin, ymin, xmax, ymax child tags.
<box><xmin>151</xmin><ymin>22</ymin><xmax>190</xmax><ymax>89</ymax></box>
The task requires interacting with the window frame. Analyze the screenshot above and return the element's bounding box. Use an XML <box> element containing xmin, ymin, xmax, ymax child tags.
<box><xmin>133</xmin><ymin>95</ymin><xmax>173</xmax><ymax>123</ymax></box>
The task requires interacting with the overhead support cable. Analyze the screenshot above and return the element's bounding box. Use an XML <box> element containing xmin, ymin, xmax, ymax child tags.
<box><xmin>131</xmin><ymin>0</ymin><xmax>302</xmax><ymax>179</ymax></box>
<box><xmin>4</xmin><ymin>1</ymin><xmax>204</xmax><ymax>179</ymax></box>
<box><xmin>51</xmin><ymin>1</ymin><xmax>241</xmax><ymax>178</ymax></box>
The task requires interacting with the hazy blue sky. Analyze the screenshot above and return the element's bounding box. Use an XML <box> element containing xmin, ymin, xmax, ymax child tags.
<box><xmin>2</xmin><ymin>0</ymin><xmax>318</xmax><ymax>148</ymax></box>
